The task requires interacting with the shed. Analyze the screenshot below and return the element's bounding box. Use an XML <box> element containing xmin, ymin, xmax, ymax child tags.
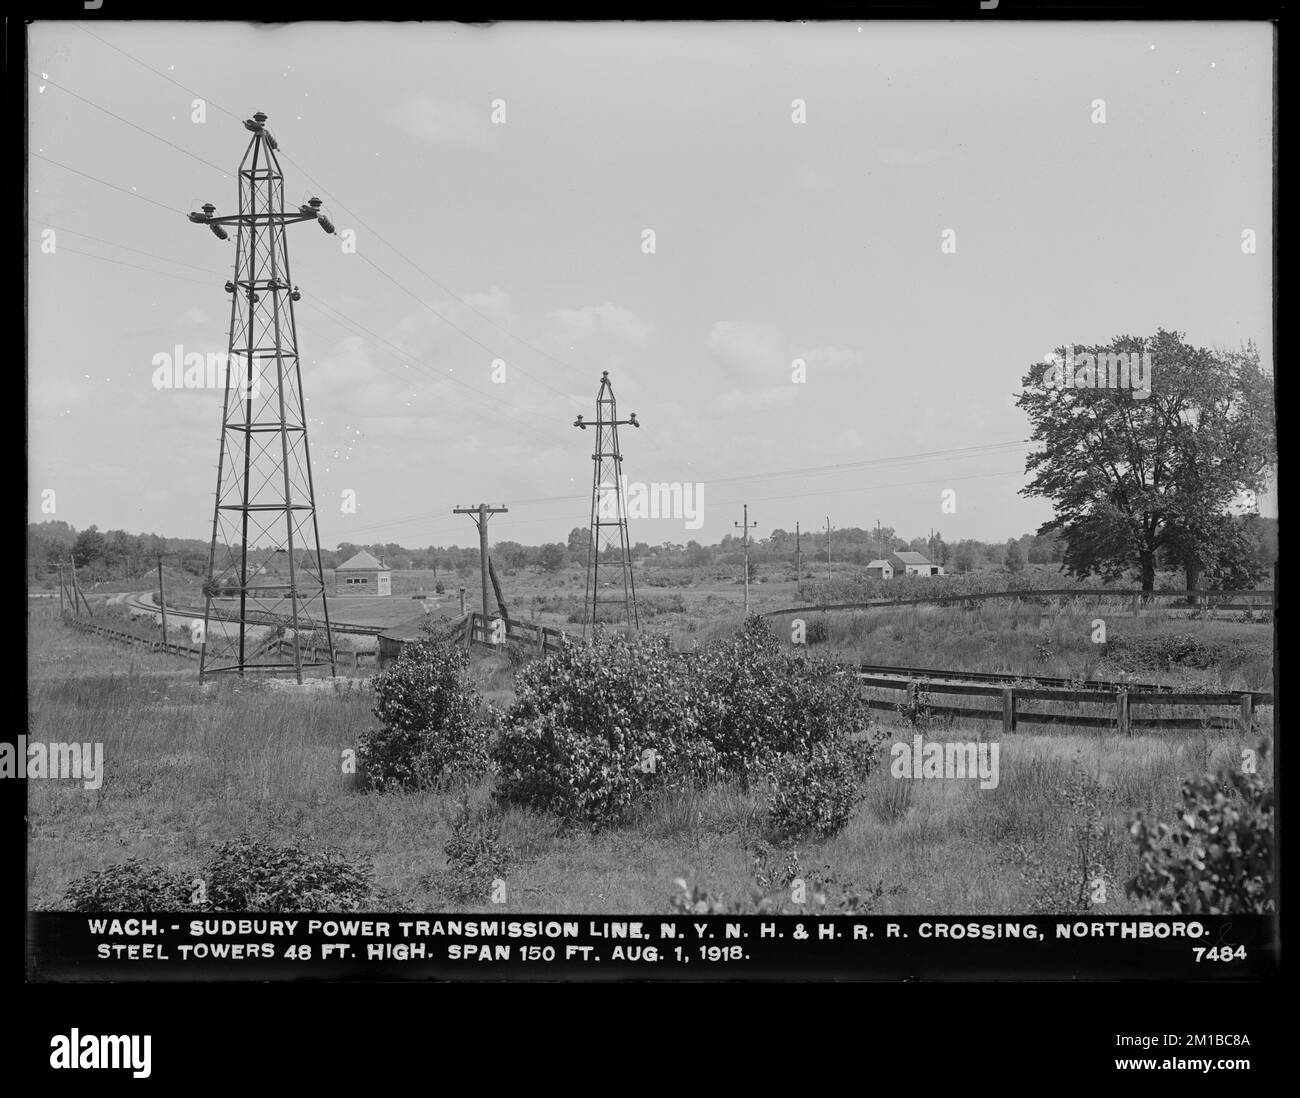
<box><xmin>335</xmin><ymin>549</ymin><xmax>392</xmax><ymax>595</ymax></box>
<box><xmin>865</xmin><ymin>558</ymin><xmax>894</xmax><ymax>580</ymax></box>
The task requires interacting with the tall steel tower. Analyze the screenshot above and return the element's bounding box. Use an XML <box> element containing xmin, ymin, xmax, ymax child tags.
<box><xmin>573</xmin><ymin>371</ymin><xmax>640</xmax><ymax>635</ymax></box>
<box><xmin>188</xmin><ymin>112</ymin><xmax>336</xmax><ymax>683</ymax></box>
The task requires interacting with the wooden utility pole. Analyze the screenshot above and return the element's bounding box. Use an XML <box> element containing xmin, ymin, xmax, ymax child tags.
<box><xmin>735</xmin><ymin>505</ymin><xmax>757</xmax><ymax>615</ymax></box>
<box><xmin>69</xmin><ymin>555</ymin><xmax>92</xmax><ymax>617</ymax></box>
<box><xmin>157</xmin><ymin>556</ymin><xmax>170</xmax><ymax>648</ymax></box>
<box><xmin>453</xmin><ymin>503</ymin><xmax>508</xmax><ymax>641</ymax></box>
<box><xmin>57</xmin><ymin>564</ymin><xmax>65</xmax><ymax>615</ymax></box>
<box><xmin>795</xmin><ymin>521</ymin><xmax>802</xmax><ymax>598</ymax></box>
<box><xmin>826</xmin><ymin>516</ymin><xmax>832</xmax><ymax>580</ymax></box>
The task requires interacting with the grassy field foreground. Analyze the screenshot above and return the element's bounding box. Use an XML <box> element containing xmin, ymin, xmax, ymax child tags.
<box><xmin>26</xmin><ymin>617</ymin><xmax>1271</xmax><ymax>915</ymax></box>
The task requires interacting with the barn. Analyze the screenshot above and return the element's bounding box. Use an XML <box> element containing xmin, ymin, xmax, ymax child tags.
<box><xmin>334</xmin><ymin>549</ymin><xmax>392</xmax><ymax>595</ymax></box>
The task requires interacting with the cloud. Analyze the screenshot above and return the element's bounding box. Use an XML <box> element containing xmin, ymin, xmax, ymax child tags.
<box><xmin>706</xmin><ymin>321</ymin><xmax>788</xmax><ymax>378</ymax></box>
<box><xmin>541</xmin><ymin>302</ymin><xmax>653</xmax><ymax>376</ymax></box>
<box><xmin>793</xmin><ymin>344</ymin><xmax>863</xmax><ymax>376</ymax></box>
<box><xmin>545</xmin><ymin>302</ymin><xmax>652</xmax><ymax>349</ymax></box>
<box><xmin>394</xmin><ymin>95</ymin><xmax>494</xmax><ymax>149</ymax></box>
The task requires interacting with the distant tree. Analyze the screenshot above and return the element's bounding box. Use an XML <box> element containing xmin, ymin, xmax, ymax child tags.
<box><xmin>567</xmin><ymin>527</ymin><xmax>588</xmax><ymax>554</ymax></box>
<box><xmin>953</xmin><ymin>542</ymin><xmax>976</xmax><ymax>574</ymax></box>
<box><xmin>538</xmin><ymin>543</ymin><xmax>567</xmax><ymax>572</ymax></box>
<box><xmin>72</xmin><ymin>526</ymin><xmax>107</xmax><ymax>573</ymax></box>
<box><xmin>1005</xmin><ymin>539</ymin><xmax>1026</xmax><ymax>573</ymax></box>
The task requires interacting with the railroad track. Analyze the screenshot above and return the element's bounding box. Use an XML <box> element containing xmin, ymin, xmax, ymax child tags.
<box><xmin>119</xmin><ymin>592</ymin><xmax>386</xmax><ymax>637</ymax></box>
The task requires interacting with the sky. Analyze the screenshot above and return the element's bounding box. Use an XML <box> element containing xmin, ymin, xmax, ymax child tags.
<box><xmin>27</xmin><ymin>20</ymin><xmax>1276</xmax><ymax>553</ymax></box>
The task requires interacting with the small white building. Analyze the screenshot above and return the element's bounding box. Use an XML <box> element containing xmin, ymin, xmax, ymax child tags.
<box><xmin>865</xmin><ymin>558</ymin><xmax>894</xmax><ymax>580</ymax></box>
<box><xmin>335</xmin><ymin>549</ymin><xmax>392</xmax><ymax>595</ymax></box>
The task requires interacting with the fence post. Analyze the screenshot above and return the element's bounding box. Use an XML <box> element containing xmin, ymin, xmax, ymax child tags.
<box><xmin>1239</xmin><ymin>693</ymin><xmax>1253</xmax><ymax>733</ymax></box>
<box><xmin>1116</xmin><ymin>689</ymin><xmax>1130</xmax><ymax>738</ymax></box>
<box><xmin>1001</xmin><ymin>689</ymin><xmax>1016</xmax><ymax>735</ymax></box>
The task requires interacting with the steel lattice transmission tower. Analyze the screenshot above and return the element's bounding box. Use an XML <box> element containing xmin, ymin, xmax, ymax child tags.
<box><xmin>188</xmin><ymin>111</ymin><xmax>337</xmax><ymax>683</ymax></box>
<box><xmin>574</xmin><ymin>371</ymin><xmax>641</xmax><ymax>636</ymax></box>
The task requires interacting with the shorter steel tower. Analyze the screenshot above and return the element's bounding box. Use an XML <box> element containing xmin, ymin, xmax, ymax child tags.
<box><xmin>573</xmin><ymin>371</ymin><xmax>640</xmax><ymax>635</ymax></box>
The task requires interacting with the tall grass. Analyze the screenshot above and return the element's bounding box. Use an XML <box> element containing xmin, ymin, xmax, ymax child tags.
<box><xmin>27</xmin><ymin>619</ymin><xmax>1273</xmax><ymax>916</ymax></box>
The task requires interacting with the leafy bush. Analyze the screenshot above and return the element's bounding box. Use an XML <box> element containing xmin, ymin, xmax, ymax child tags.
<box><xmin>358</xmin><ymin>637</ymin><xmax>495</xmax><ymax>791</ymax></box>
<box><xmin>1127</xmin><ymin>747</ymin><xmax>1273</xmax><ymax>914</ymax></box>
<box><xmin>763</xmin><ymin>739</ymin><xmax>864</xmax><ymax>841</ymax></box>
<box><xmin>896</xmin><ymin>683</ymin><xmax>933</xmax><ymax>728</ymax></box>
<box><xmin>201</xmin><ymin>835</ymin><xmax>373</xmax><ymax>912</ymax></box>
<box><xmin>62</xmin><ymin>859</ymin><xmax>193</xmax><ymax>912</ymax></box>
<box><xmin>493</xmin><ymin>616</ymin><xmax>885</xmax><ymax>836</ymax></box>
<box><xmin>493</xmin><ymin>631</ymin><xmax>699</xmax><ymax>825</ymax></box>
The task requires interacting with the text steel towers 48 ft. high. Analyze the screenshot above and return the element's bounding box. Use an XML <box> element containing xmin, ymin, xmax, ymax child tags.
<box><xmin>188</xmin><ymin>112</ymin><xmax>336</xmax><ymax>683</ymax></box>
<box><xmin>574</xmin><ymin>371</ymin><xmax>640</xmax><ymax>635</ymax></box>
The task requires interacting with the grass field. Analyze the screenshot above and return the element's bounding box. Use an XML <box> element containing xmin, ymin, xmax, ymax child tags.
<box><xmin>26</xmin><ymin>611</ymin><xmax>1272</xmax><ymax>915</ymax></box>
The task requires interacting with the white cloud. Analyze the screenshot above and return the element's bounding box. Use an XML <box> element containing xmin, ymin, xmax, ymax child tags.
<box><xmin>706</xmin><ymin>321</ymin><xmax>788</xmax><ymax>378</ymax></box>
<box><xmin>545</xmin><ymin>302</ymin><xmax>652</xmax><ymax>349</ymax></box>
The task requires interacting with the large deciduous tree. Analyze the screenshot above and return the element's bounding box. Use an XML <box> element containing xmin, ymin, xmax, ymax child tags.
<box><xmin>1017</xmin><ymin>330</ymin><xmax>1274</xmax><ymax>594</ymax></box>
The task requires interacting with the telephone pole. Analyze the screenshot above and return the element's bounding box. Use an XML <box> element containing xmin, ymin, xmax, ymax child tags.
<box><xmin>157</xmin><ymin>556</ymin><xmax>170</xmax><ymax>648</ymax></box>
<box><xmin>795</xmin><ymin>521</ymin><xmax>802</xmax><ymax>599</ymax></box>
<box><xmin>826</xmin><ymin>516</ymin><xmax>832</xmax><ymax>580</ymax></box>
<box><xmin>735</xmin><ymin>505</ymin><xmax>757</xmax><ymax>616</ymax></box>
<box><xmin>453</xmin><ymin>503</ymin><xmax>508</xmax><ymax>642</ymax></box>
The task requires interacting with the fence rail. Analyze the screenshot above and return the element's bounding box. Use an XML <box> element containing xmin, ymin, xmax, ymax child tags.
<box><xmin>860</xmin><ymin>671</ymin><xmax>1268</xmax><ymax>736</ymax></box>
<box><xmin>62</xmin><ymin>614</ymin><xmax>378</xmax><ymax>670</ymax></box>
<box><xmin>763</xmin><ymin>588</ymin><xmax>1273</xmax><ymax>619</ymax></box>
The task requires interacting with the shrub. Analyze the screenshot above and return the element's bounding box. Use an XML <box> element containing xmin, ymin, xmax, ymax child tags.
<box><xmin>1127</xmin><ymin>747</ymin><xmax>1274</xmax><ymax>914</ymax></box>
<box><xmin>493</xmin><ymin>631</ymin><xmax>699</xmax><ymax>826</ymax></box>
<box><xmin>493</xmin><ymin>616</ymin><xmax>885</xmax><ymax>836</ymax></box>
<box><xmin>763</xmin><ymin>739</ymin><xmax>863</xmax><ymax>841</ymax></box>
<box><xmin>358</xmin><ymin>637</ymin><xmax>494</xmax><ymax>791</ymax></box>
<box><xmin>62</xmin><ymin>859</ymin><xmax>193</xmax><ymax>912</ymax></box>
<box><xmin>201</xmin><ymin>835</ymin><xmax>373</xmax><ymax>912</ymax></box>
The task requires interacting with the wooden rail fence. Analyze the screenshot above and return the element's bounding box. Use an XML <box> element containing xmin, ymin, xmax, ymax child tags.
<box><xmin>859</xmin><ymin>671</ymin><xmax>1269</xmax><ymax>735</ymax></box>
<box><xmin>764</xmin><ymin>588</ymin><xmax>1273</xmax><ymax>619</ymax></box>
<box><xmin>63</xmin><ymin>615</ymin><xmax>379</xmax><ymax>670</ymax></box>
